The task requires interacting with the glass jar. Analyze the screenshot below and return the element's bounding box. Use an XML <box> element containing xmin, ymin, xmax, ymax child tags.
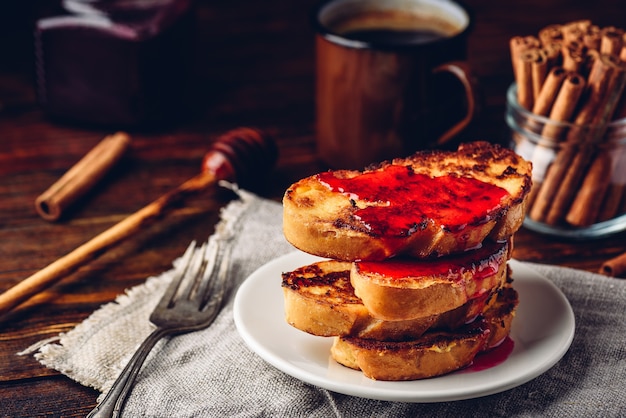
<box><xmin>506</xmin><ymin>83</ymin><xmax>626</xmax><ymax>239</ymax></box>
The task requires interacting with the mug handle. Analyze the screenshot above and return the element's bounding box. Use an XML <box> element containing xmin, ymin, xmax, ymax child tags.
<box><xmin>432</xmin><ymin>61</ymin><xmax>480</xmax><ymax>146</ymax></box>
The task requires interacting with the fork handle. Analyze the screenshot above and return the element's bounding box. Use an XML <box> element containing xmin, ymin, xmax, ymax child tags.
<box><xmin>87</xmin><ymin>326</ymin><xmax>170</xmax><ymax>418</ymax></box>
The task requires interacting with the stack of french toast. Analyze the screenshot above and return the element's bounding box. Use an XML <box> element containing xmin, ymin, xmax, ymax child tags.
<box><xmin>281</xmin><ymin>142</ymin><xmax>533</xmax><ymax>381</ymax></box>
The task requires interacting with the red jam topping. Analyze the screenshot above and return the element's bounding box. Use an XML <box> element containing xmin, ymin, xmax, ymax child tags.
<box><xmin>317</xmin><ymin>165</ymin><xmax>509</xmax><ymax>236</ymax></box>
<box><xmin>355</xmin><ymin>240</ymin><xmax>507</xmax><ymax>281</ymax></box>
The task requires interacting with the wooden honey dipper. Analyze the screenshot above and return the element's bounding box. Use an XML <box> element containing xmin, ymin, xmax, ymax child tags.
<box><xmin>0</xmin><ymin>127</ymin><xmax>277</xmax><ymax>317</ymax></box>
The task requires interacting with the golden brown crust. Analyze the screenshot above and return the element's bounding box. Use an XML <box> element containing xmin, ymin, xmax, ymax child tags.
<box><xmin>281</xmin><ymin>259</ymin><xmax>505</xmax><ymax>340</ymax></box>
<box><xmin>330</xmin><ymin>285</ymin><xmax>518</xmax><ymax>381</ymax></box>
<box><xmin>283</xmin><ymin>141</ymin><xmax>532</xmax><ymax>261</ymax></box>
<box><xmin>331</xmin><ymin>326</ymin><xmax>487</xmax><ymax>381</ymax></box>
<box><xmin>485</xmin><ymin>285</ymin><xmax>518</xmax><ymax>348</ymax></box>
<box><xmin>350</xmin><ymin>240</ymin><xmax>511</xmax><ymax>321</ymax></box>
<box><xmin>282</xmin><ymin>261</ymin><xmax>386</xmax><ymax>338</ymax></box>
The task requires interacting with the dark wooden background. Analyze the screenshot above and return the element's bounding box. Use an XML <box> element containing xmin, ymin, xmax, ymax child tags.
<box><xmin>1</xmin><ymin>1</ymin><xmax>625</xmax><ymax>416</ymax></box>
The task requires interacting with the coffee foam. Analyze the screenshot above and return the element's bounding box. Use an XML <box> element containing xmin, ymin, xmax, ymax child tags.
<box><xmin>319</xmin><ymin>0</ymin><xmax>469</xmax><ymax>39</ymax></box>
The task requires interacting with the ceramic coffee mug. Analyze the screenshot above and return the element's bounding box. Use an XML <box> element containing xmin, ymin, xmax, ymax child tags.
<box><xmin>313</xmin><ymin>0</ymin><xmax>478</xmax><ymax>169</ymax></box>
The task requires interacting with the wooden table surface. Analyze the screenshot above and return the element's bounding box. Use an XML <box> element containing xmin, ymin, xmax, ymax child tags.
<box><xmin>1</xmin><ymin>1</ymin><xmax>625</xmax><ymax>416</ymax></box>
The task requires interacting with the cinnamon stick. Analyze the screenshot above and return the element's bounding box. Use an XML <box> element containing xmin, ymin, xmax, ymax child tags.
<box><xmin>509</xmin><ymin>36</ymin><xmax>523</xmax><ymax>79</ymax></box>
<box><xmin>569</xmin><ymin>54</ymin><xmax>622</xmax><ymax>129</ymax></box>
<box><xmin>542</xmin><ymin>150</ymin><xmax>590</xmax><ymax>225</ymax></box>
<box><xmin>597</xmin><ymin>183</ymin><xmax>626</xmax><ymax>221</ymax></box>
<box><xmin>562</xmin><ymin>41</ymin><xmax>587</xmax><ymax>73</ymax></box>
<box><xmin>583</xmin><ymin>25</ymin><xmax>602</xmax><ymax>50</ymax></box>
<box><xmin>531</xmin><ymin>49</ymin><xmax>549</xmax><ymax>100</ymax></box>
<box><xmin>543</xmin><ymin>42</ymin><xmax>562</xmax><ymax>67</ymax></box>
<box><xmin>542</xmin><ymin>72</ymin><xmax>586</xmax><ymax>139</ymax></box>
<box><xmin>532</xmin><ymin>67</ymin><xmax>567</xmax><ymax>116</ymax></box>
<box><xmin>581</xmin><ymin>50</ymin><xmax>597</xmax><ymax>79</ymax></box>
<box><xmin>597</xmin><ymin>142</ymin><xmax>626</xmax><ymax>221</ymax></box>
<box><xmin>528</xmin><ymin>146</ymin><xmax>574</xmax><ymax>223</ymax></box>
<box><xmin>35</xmin><ymin>132</ymin><xmax>131</xmax><ymax>221</ymax></box>
<box><xmin>510</xmin><ymin>36</ymin><xmax>530</xmax><ymax>79</ymax></box>
<box><xmin>600</xmin><ymin>26</ymin><xmax>624</xmax><ymax>57</ymax></box>
<box><xmin>528</xmin><ymin>73</ymin><xmax>586</xmax><ymax>222</ymax></box>
<box><xmin>599</xmin><ymin>251</ymin><xmax>626</xmax><ymax>278</ymax></box>
<box><xmin>565</xmin><ymin>151</ymin><xmax>613</xmax><ymax>226</ymax></box>
<box><xmin>561</xmin><ymin>23</ymin><xmax>584</xmax><ymax>45</ymax></box>
<box><xmin>538</xmin><ymin>24</ymin><xmax>563</xmax><ymax>46</ymax></box>
<box><xmin>613</xmin><ymin>51</ymin><xmax>626</xmax><ymax>119</ymax></box>
<box><xmin>517</xmin><ymin>49</ymin><xmax>538</xmax><ymax>110</ymax></box>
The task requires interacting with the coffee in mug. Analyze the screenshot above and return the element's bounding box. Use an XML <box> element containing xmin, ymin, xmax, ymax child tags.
<box><xmin>313</xmin><ymin>0</ymin><xmax>478</xmax><ymax>169</ymax></box>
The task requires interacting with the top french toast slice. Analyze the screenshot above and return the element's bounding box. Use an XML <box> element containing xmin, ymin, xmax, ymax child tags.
<box><xmin>283</xmin><ymin>141</ymin><xmax>532</xmax><ymax>261</ymax></box>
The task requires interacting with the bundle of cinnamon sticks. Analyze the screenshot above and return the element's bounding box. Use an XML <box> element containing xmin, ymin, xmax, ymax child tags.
<box><xmin>510</xmin><ymin>20</ymin><xmax>626</xmax><ymax>228</ymax></box>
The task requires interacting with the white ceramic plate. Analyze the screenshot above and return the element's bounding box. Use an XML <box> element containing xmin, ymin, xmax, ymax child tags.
<box><xmin>233</xmin><ymin>251</ymin><xmax>575</xmax><ymax>403</ymax></box>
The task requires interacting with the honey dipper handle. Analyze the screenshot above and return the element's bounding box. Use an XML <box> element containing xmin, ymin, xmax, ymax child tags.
<box><xmin>0</xmin><ymin>127</ymin><xmax>277</xmax><ymax>317</ymax></box>
<box><xmin>0</xmin><ymin>171</ymin><xmax>216</xmax><ymax>317</ymax></box>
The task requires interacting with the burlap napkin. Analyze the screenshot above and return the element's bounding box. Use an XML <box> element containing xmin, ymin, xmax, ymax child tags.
<box><xmin>23</xmin><ymin>188</ymin><xmax>626</xmax><ymax>417</ymax></box>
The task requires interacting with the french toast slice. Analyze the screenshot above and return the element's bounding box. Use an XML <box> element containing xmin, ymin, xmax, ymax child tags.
<box><xmin>281</xmin><ymin>259</ymin><xmax>504</xmax><ymax>341</ymax></box>
<box><xmin>351</xmin><ymin>239</ymin><xmax>511</xmax><ymax>321</ymax></box>
<box><xmin>283</xmin><ymin>141</ymin><xmax>532</xmax><ymax>261</ymax></box>
<box><xmin>330</xmin><ymin>285</ymin><xmax>518</xmax><ymax>381</ymax></box>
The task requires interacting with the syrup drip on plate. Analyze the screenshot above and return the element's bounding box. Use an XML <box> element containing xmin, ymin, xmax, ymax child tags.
<box><xmin>462</xmin><ymin>336</ymin><xmax>515</xmax><ymax>373</ymax></box>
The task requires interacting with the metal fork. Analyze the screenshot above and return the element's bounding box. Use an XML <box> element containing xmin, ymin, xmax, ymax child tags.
<box><xmin>87</xmin><ymin>239</ymin><xmax>232</xmax><ymax>418</ymax></box>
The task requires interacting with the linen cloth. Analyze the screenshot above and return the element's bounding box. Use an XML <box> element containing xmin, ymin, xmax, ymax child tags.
<box><xmin>24</xmin><ymin>188</ymin><xmax>626</xmax><ymax>417</ymax></box>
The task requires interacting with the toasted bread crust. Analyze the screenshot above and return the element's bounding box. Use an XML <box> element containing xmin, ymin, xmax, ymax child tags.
<box><xmin>485</xmin><ymin>284</ymin><xmax>517</xmax><ymax>348</ymax></box>
<box><xmin>332</xmin><ymin>326</ymin><xmax>487</xmax><ymax>381</ymax></box>
<box><xmin>283</xmin><ymin>142</ymin><xmax>532</xmax><ymax>261</ymax></box>
<box><xmin>351</xmin><ymin>240</ymin><xmax>511</xmax><ymax>320</ymax></box>
<box><xmin>281</xmin><ymin>259</ymin><xmax>503</xmax><ymax>340</ymax></box>
<box><xmin>331</xmin><ymin>285</ymin><xmax>518</xmax><ymax>381</ymax></box>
